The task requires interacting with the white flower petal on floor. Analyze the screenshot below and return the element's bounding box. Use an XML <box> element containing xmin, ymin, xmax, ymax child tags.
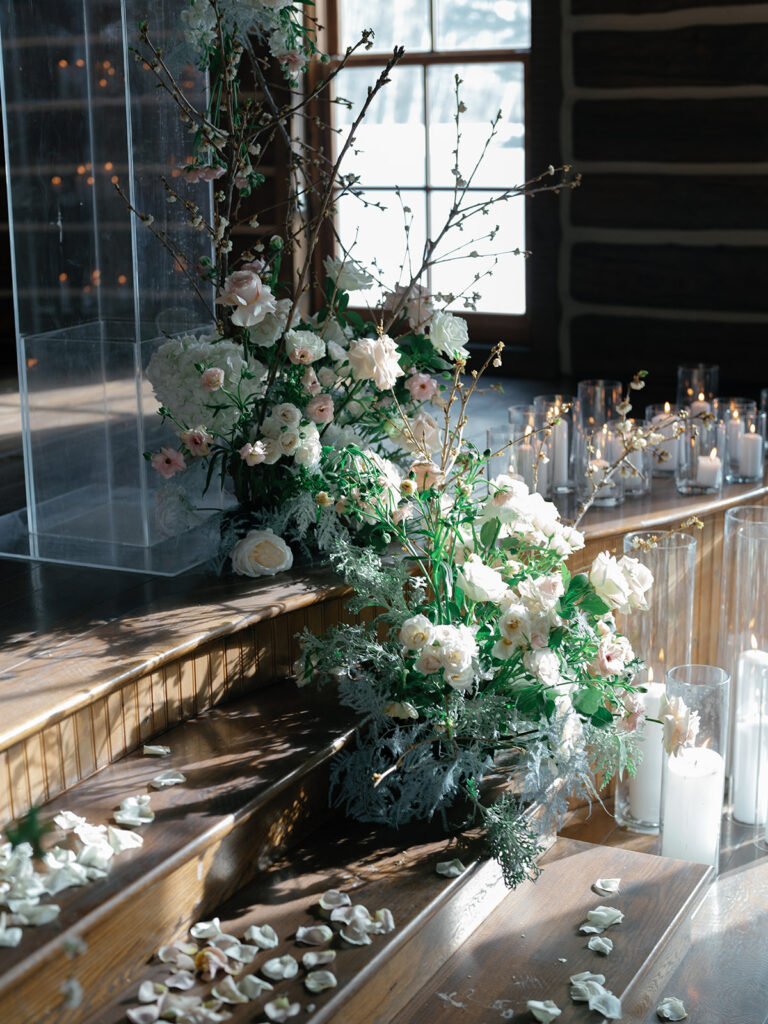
<box><xmin>302</xmin><ymin>950</ymin><xmax>336</xmax><ymax>969</ymax></box>
<box><xmin>107</xmin><ymin>825</ymin><xmax>144</xmax><ymax>854</ymax></box>
<box><xmin>190</xmin><ymin>918</ymin><xmax>224</xmax><ymax>940</ymax></box>
<box><xmin>164</xmin><ymin>972</ymin><xmax>197</xmax><ymax>990</ymax></box>
<box><xmin>264</xmin><ymin>995</ymin><xmax>301</xmax><ymax>1022</ymax></box>
<box><xmin>305</xmin><ymin>969</ymin><xmax>338</xmax><ymax>993</ymax></box>
<box><xmin>114</xmin><ymin>795</ymin><xmax>154</xmax><ymax>827</ymax></box>
<box><xmin>261</xmin><ymin>954</ymin><xmax>299</xmax><ymax>980</ymax></box>
<box><xmin>657</xmin><ymin>996</ymin><xmax>688</xmax><ymax>1020</ymax></box>
<box><xmin>527</xmin><ymin>998</ymin><xmax>562</xmax><ymax>1022</ymax></box>
<box><xmin>588</xmin><ymin>935</ymin><xmax>614</xmax><ymax>955</ymax></box>
<box><xmin>138</xmin><ymin>980</ymin><xmax>168</xmax><ymax>1003</ymax></box>
<box><xmin>143</xmin><ymin>745</ymin><xmax>171</xmax><ymax>757</ymax></box>
<box><xmin>295</xmin><ymin>924</ymin><xmax>333</xmax><ymax>945</ymax></box>
<box><xmin>436</xmin><ymin>859</ymin><xmax>466</xmax><ymax>878</ymax></box>
<box><xmin>149</xmin><ymin>769</ymin><xmax>187</xmax><ymax>789</ymax></box>
<box><xmin>592</xmin><ymin>877</ymin><xmax>621</xmax><ymax>896</ymax></box>
<box><xmin>238</xmin><ymin>974</ymin><xmax>274</xmax><ymax>999</ymax></box>
<box><xmin>579</xmin><ymin>906</ymin><xmax>624</xmax><ymax>933</ymax></box>
<box><xmin>211</xmin><ymin>975</ymin><xmax>249</xmax><ymax>1004</ymax></box>
<box><xmin>244</xmin><ymin>923</ymin><xmax>279</xmax><ymax>949</ymax></box>
<box><xmin>53</xmin><ymin>811</ymin><xmax>87</xmax><ymax>831</ymax></box>
<box><xmin>0</xmin><ymin>912</ymin><xmax>22</xmax><ymax>947</ymax></box>
<box><xmin>318</xmin><ymin>889</ymin><xmax>351</xmax><ymax>914</ymax></box>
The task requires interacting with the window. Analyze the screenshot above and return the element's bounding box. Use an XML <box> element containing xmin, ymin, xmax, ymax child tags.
<box><xmin>316</xmin><ymin>0</ymin><xmax>532</xmax><ymax>342</ymax></box>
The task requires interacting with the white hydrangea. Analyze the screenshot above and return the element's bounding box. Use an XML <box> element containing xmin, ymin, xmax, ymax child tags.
<box><xmin>146</xmin><ymin>333</ymin><xmax>266</xmax><ymax>438</ymax></box>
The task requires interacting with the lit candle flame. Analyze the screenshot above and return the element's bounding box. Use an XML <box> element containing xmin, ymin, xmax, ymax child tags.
<box><xmin>752</xmin><ymin>635</ymin><xmax>758</xmax><ymax>650</ymax></box>
<box><xmin>750</xmin><ymin>424</ymin><xmax>756</xmax><ymax>434</ymax></box>
<box><xmin>664</xmin><ymin>402</ymin><xmax>670</xmax><ymax>413</ymax></box>
<box><xmin>659</xmin><ymin>648</ymin><xmax>665</xmax><ymax>663</ymax></box>
<box><xmin>648</xmin><ymin>666</ymin><xmax>654</xmax><ymax>683</ymax></box>
<box><xmin>698</xmin><ymin>392</ymin><xmax>705</xmax><ymax>402</ymax></box>
<box><xmin>595</xmin><ymin>448</ymin><xmax>602</xmax><ymax>460</ymax></box>
<box><xmin>710</xmin><ymin>448</ymin><xmax>717</xmax><ymax>459</ymax></box>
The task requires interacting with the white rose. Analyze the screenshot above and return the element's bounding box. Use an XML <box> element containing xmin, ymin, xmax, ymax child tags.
<box><xmin>456</xmin><ymin>554</ymin><xmax>508</xmax><ymax>604</ymax></box>
<box><xmin>294</xmin><ymin>439</ymin><xmax>322</xmax><ymax>468</ymax></box>
<box><xmin>260</xmin><ymin>415</ymin><xmax>282</xmax><ymax>440</ymax></box>
<box><xmin>399</xmin><ymin>614</ymin><xmax>434</xmax><ymax>650</ymax></box>
<box><xmin>414</xmin><ymin>648</ymin><xmax>442</xmax><ymax>675</ymax></box>
<box><xmin>524</xmin><ymin>649</ymin><xmax>563</xmax><ymax>688</ymax></box>
<box><xmin>261</xmin><ymin>437</ymin><xmax>282</xmax><ymax>465</ymax></box>
<box><xmin>231</xmin><ymin>529</ymin><xmax>293</xmax><ymax>577</ymax></box>
<box><xmin>589</xmin><ymin>552</ymin><xmax>633</xmax><ymax>614</ymax></box>
<box><xmin>273</xmin><ymin>402</ymin><xmax>301</xmax><ymax>427</ymax></box>
<box><xmin>617</xmin><ymin>555</ymin><xmax>654</xmax><ymax>611</ymax></box>
<box><xmin>659</xmin><ymin>693</ymin><xmax>700</xmax><ymax>756</ymax></box>
<box><xmin>433</xmin><ymin>624</ymin><xmax>477</xmax><ymax>673</ymax></box>
<box><xmin>327</xmin><ymin>340</ymin><xmax>349</xmax><ymax>364</ymax></box>
<box><xmin>443</xmin><ymin>666</ymin><xmax>475</xmax><ymax>692</ymax></box>
<box><xmin>517</xmin><ymin>573</ymin><xmax>564</xmax><ymax>615</ymax></box>
<box><xmin>317</xmin><ymin>366</ymin><xmax>337</xmax><ymax>389</ymax></box>
<box><xmin>492</xmin><ymin>636</ymin><xmax>520</xmax><ymax>661</ymax></box>
<box><xmin>594</xmin><ymin>634</ymin><xmax>634</xmax><ymax>677</ymax></box>
<box><xmin>285</xmin><ymin>329</ymin><xmax>326</xmax><ymax>365</ymax></box>
<box><xmin>323</xmin><ymin>255</ymin><xmax>373</xmax><ymax>292</ymax></box>
<box><xmin>498</xmin><ymin>602</ymin><xmax>531</xmax><ymax>645</ymax></box>
<box><xmin>279</xmin><ymin>428</ymin><xmax>300</xmax><ymax>456</ymax></box>
<box><xmin>429</xmin><ymin>310</ymin><xmax>470</xmax><ymax>361</ymax></box>
<box><xmin>347</xmin><ymin>334</ymin><xmax>404</xmax><ymax>390</ymax></box>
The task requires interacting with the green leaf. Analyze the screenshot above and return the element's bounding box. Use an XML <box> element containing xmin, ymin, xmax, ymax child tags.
<box><xmin>548</xmin><ymin>627</ymin><xmax>565</xmax><ymax>649</ymax></box>
<box><xmin>590</xmin><ymin>706</ymin><xmax>614</xmax><ymax>728</ymax></box>
<box><xmin>480</xmin><ymin>520</ymin><xmax>497</xmax><ymax>548</ymax></box>
<box><xmin>579</xmin><ymin>593</ymin><xmax>611</xmax><ymax>617</ymax></box>
<box><xmin>573</xmin><ymin>687</ymin><xmax>602</xmax><ymax>716</ymax></box>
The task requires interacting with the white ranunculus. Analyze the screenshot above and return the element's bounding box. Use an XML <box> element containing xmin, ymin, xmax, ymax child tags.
<box><xmin>279</xmin><ymin>428</ymin><xmax>300</xmax><ymax>456</ymax></box>
<box><xmin>524</xmin><ymin>648</ymin><xmax>563</xmax><ymax>687</ymax></box>
<box><xmin>414</xmin><ymin>647</ymin><xmax>442</xmax><ymax>675</ymax></box>
<box><xmin>589</xmin><ymin>551</ymin><xmax>633</xmax><ymax>614</ymax></box>
<box><xmin>498</xmin><ymin>602</ymin><xmax>531</xmax><ymax>645</ymax></box>
<box><xmin>273</xmin><ymin>402</ymin><xmax>301</xmax><ymax>427</ymax></box>
<box><xmin>433</xmin><ymin>624</ymin><xmax>478</xmax><ymax>673</ymax></box>
<box><xmin>347</xmin><ymin>334</ymin><xmax>404</xmax><ymax>390</ymax></box>
<box><xmin>429</xmin><ymin>310</ymin><xmax>470</xmax><ymax>361</ymax></box>
<box><xmin>260</xmin><ymin>438</ymin><xmax>282</xmax><ymax>465</ymax></box>
<box><xmin>231</xmin><ymin>529</ymin><xmax>293</xmax><ymax>577</ymax></box>
<box><xmin>294</xmin><ymin>438</ymin><xmax>322</xmax><ymax>468</ymax></box>
<box><xmin>399</xmin><ymin>614</ymin><xmax>434</xmax><ymax>650</ymax></box>
<box><xmin>323</xmin><ymin>255</ymin><xmax>373</xmax><ymax>292</ymax></box>
<box><xmin>456</xmin><ymin>554</ymin><xmax>508</xmax><ymax>604</ymax></box>
<box><xmin>443</xmin><ymin>666</ymin><xmax>475</xmax><ymax>692</ymax></box>
<box><xmin>617</xmin><ymin>555</ymin><xmax>654</xmax><ymax>611</ymax></box>
<box><xmin>517</xmin><ymin>573</ymin><xmax>565</xmax><ymax>615</ymax></box>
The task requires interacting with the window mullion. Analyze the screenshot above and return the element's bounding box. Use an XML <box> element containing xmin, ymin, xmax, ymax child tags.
<box><xmin>422</xmin><ymin>63</ymin><xmax>431</xmax><ymax>294</ymax></box>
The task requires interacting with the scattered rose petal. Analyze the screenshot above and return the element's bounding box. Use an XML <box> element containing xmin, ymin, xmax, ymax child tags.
<box><xmin>436</xmin><ymin>858</ymin><xmax>466</xmax><ymax>878</ymax></box>
<box><xmin>579</xmin><ymin>906</ymin><xmax>624</xmax><ymax>934</ymax></box>
<box><xmin>592</xmin><ymin>877</ymin><xmax>621</xmax><ymax>897</ymax></box>
<box><xmin>195</xmin><ymin>945</ymin><xmax>235</xmax><ymax>981</ymax></box>
<box><xmin>261</xmin><ymin>955</ymin><xmax>299</xmax><ymax>981</ymax></box>
<box><xmin>295</xmin><ymin>924</ymin><xmax>333</xmax><ymax>945</ymax></box>
<box><xmin>244</xmin><ymin>923</ymin><xmax>279</xmax><ymax>949</ymax></box>
<box><xmin>107</xmin><ymin>825</ymin><xmax>144</xmax><ymax>854</ymax></box>
<box><xmin>44</xmin><ymin>864</ymin><xmax>89</xmax><ymax>895</ymax></box>
<box><xmin>143</xmin><ymin>745</ymin><xmax>171</xmax><ymax>756</ymax></box>
<box><xmin>329</xmin><ymin>904</ymin><xmax>373</xmax><ymax>929</ymax></box>
<box><xmin>570</xmin><ymin>971</ymin><xmax>606</xmax><ymax>1001</ymax></box>
<box><xmin>239</xmin><ymin>974</ymin><xmax>274</xmax><ymax>999</ymax></box>
<box><xmin>371</xmin><ymin>908</ymin><xmax>395</xmax><ymax>934</ymax></box>
<box><xmin>264</xmin><ymin>996</ymin><xmax>301</xmax><ymax>1022</ymax></box>
<box><xmin>63</xmin><ymin>935</ymin><xmax>88</xmax><ymax>958</ymax></box>
<box><xmin>527</xmin><ymin>999</ymin><xmax>562</xmax><ymax>1023</ymax></box>
<box><xmin>211</xmin><ymin>975</ymin><xmax>249</xmax><ymax>1004</ymax></box>
<box><xmin>557</xmin><ymin>957</ymin><xmax>568</xmax><ymax>963</ymax></box>
<box><xmin>114</xmin><ymin>795</ymin><xmax>154</xmax><ymax>827</ymax></box>
<box><xmin>224</xmin><ymin>941</ymin><xmax>260</xmax><ymax>963</ymax></box>
<box><xmin>191</xmin><ymin>919</ymin><xmax>223</xmax><ymax>940</ymax></box>
<box><xmin>165</xmin><ymin>972</ymin><xmax>197</xmax><ymax>991</ymax></box>
<box><xmin>157</xmin><ymin>942</ymin><xmax>197</xmax><ymax>971</ymax></box>
<box><xmin>10</xmin><ymin>902</ymin><xmax>60</xmax><ymax>926</ymax></box>
<box><xmin>127</xmin><ymin>1007</ymin><xmax>161</xmax><ymax>1024</ymax></box>
<box><xmin>209</xmin><ymin>932</ymin><xmax>240</xmax><ymax>954</ymax></box>
<box><xmin>43</xmin><ymin>847</ymin><xmax>76</xmax><ymax>869</ymax></box>
<box><xmin>657</xmin><ymin>996</ymin><xmax>688</xmax><ymax>1020</ymax></box>
<box><xmin>590</xmin><ymin>989</ymin><xmax>622</xmax><ymax>1019</ymax></box>
<box><xmin>588</xmin><ymin>935</ymin><xmax>614</xmax><ymax>955</ymax></box>
<box><xmin>0</xmin><ymin>913</ymin><xmax>22</xmax><ymax>947</ymax></box>
<box><xmin>302</xmin><ymin>950</ymin><xmax>337</xmax><ymax>969</ymax></box>
<box><xmin>77</xmin><ymin>843</ymin><xmax>114</xmax><ymax>872</ymax></box>
<box><xmin>569</xmin><ymin>971</ymin><xmax>621</xmax><ymax>1017</ymax></box>
<box><xmin>149</xmin><ymin>769</ymin><xmax>187</xmax><ymax>790</ymax></box>
<box><xmin>340</xmin><ymin>924</ymin><xmax>372</xmax><ymax>946</ymax></box>
<box><xmin>305</xmin><ymin>969</ymin><xmax>337</xmax><ymax>993</ymax></box>
<box><xmin>60</xmin><ymin>977</ymin><xmax>83</xmax><ymax>1009</ymax></box>
<box><xmin>138</xmin><ymin>981</ymin><xmax>168</xmax><ymax>1003</ymax></box>
<box><xmin>74</xmin><ymin>823</ymin><xmax>108</xmax><ymax>846</ymax></box>
<box><xmin>318</xmin><ymin>889</ymin><xmax>351</xmax><ymax>914</ymax></box>
<box><xmin>53</xmin><ymin>811</ymin><xmax>87</xmax><ymax>832</ymax></box>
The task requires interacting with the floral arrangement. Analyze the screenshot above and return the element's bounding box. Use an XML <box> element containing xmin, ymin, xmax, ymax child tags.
<box><xmin>129</xmin><ymin>0</ymin><xmax>576</xmax><ymax>572</ymax></box>
<box><xmin>296</xmin><ymin>353</ymin><xmax>652</xmax><ymax>887</ymax></box>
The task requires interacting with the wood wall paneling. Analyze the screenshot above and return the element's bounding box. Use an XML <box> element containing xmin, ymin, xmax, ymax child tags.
<box><xmin>570</xmin><ymin>242</ymin><xmax>768</xmax><ymax>312</ymax></box>
<box><xmin>573</xmin><ymin>98</ymin><xmax>768</xmax><ymax>164</ymax></box>
<box><xmin>572</xmin><ymin>0</ymin><xmax>747</xmax><ymax>13</ymax></box>
<box><xmin>573</xmin><ymin>25</ymin><xmax>768</xmax><ymax>89</ymax></box>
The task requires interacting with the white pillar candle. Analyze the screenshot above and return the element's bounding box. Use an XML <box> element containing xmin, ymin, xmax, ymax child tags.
<box><xmin>661</xmin><ymin>746</ymin><xmax>725</xmax><ymax>867</ymax></box>
<box><xmin>623</xmin><ymin>449</ymin><xmax>645</xmax><ymax>492</ymax></box>
<box><xmin>738</xmin><ymin>428</ymin><xmax>763</xmax><ymax>478</ymax></box>
<box><xmin>732</xmin><ymin>647</ymin><xmax>768</xmax><ymax>823</ymax></box>
<box><xmin>727</xmin><ymin>413</ymin><xmax>744</xmax><ymax>459</ymax></box>
<box><xmin>550</xmin><ymin>414</ymin><xmax>570</xmax><ymax>488</ymax></box>
<box><xmin>628</xmin><ymin>681</ymin><xmax>666</xmax><ymax>824</ymax></box>
<box><xmin>533</xmin><ymin>440</ymin><xmax>550</xmax><ymax>496</ymax></box>
<box><xmin>695</xmin><ymin>448</ymin><xmax>721</xmax><ymax>488</ymax></box>
<box><xmin>689</xmin><ymin>393</ymin><xmax>711</xmax><ymax>417</ymax></box>
<box><xmin>516</xmin><ymin>442</ymin><xmax>535</xmax><ymax>491</ymax></box>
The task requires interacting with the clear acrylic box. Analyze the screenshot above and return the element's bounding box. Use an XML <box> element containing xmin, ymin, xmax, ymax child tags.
<box><xmin>0</xmin><ymin>1</ymin><xmax>223</xmax><ymax>573</ymax></box>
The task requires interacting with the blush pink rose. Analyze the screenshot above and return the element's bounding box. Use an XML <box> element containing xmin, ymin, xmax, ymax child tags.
<box><xmin>201</xmin><ymin>367</ymin><xmax>225</xmax><ymax>392</ymax></box>
<box><xmin>410</xmin><ymin>461</ymin><xmax>444</xmax><ymax>492</ymax></box>
<box><xmin>179</xmin><ymin>426</ymin><xmax>213</xmax><ymax>457</ymax></box>
<box><xmin>239</xmin><ymin>441</ymin><xmax>266</xmax><ymax>466</ymax></box>
<box><xmin>215</xmin><ymin>269</ymin><xmax>276</xmax><ymax>328</ymax></box>
<box><xmin>306</xmin><ymin>394</ymin><xmax>334</xmax><ymax>424</ymax></box>
<box><xmin>151</xmin><ymin>447</ymin><xmax>186</xmax><ymax>479</ymax></box>
<box><xmin>405</xmin><ymin>372</ymin><xmax>437</xmax><ymax>401</ymax></box>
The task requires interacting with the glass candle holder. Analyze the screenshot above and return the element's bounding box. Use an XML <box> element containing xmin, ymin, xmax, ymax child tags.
<box><xmin>533</xmin><ymin>394</ymin><xmax>575</xmax><ymax>493</ymax></box>
<box><xmin>576</xmin><ymin>379</ymin><xmax>622</xmax><ymax>435</ymax></box>
<box><xmin>645</xmin><ymin>402</ymin><xmax>681</xmax><ymax>477</ymax></box>
<box><xmin>676</xmin><ymin>364</ymin><xmax>719</xmax><ymax>412</ymax></box>
<box><xmin>718</xmin><ymin>405</ymin><xmax>764</xmax><ymax>484</ymax></box>
<box><xmin>659</xmin><ymin>665</ymin><xmax>730</xmax><ymax>873</ymax></box>
<box><xmin>675</xmin><ymin>418</ymin><xmax>725</xmax><ymax>495</ymax></box>
<box><xmin>718</xmin><ymin>507</ymin><xmax>768</xmax><ymax>844</ymax></box>
<box><xmin>615</xmin><ymin>532</ymin><xmax>697</xmax><ymax>834</ymax></box>
<box><xmin>576</xmin><ymin>421</ymin><xmax>624</xmax><ymax>506</ymax></box>
<box><xmin>609</xmin><ymin>418</ymin><xmax>652</xmax><ymax>498</ymax></box>
<box><xmin>486</xmin><ymin>425</ymin><xmax>514</xmax><ymax>483</ymax></box>
<box><xmin>761</xmin><ymin>387</ymin><xmax>768</xmax><ymax>418</ymax></box>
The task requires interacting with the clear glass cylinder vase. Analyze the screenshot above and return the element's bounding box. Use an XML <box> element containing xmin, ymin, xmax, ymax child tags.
<box><xmin>675</xmin><ymin>417</ymin><xmax>726</xmax><ymax>495</ymax></box>
<box><xmin>615</xmin><ymin>532</ymin><xmax>697</xmax><ymax>833</ymax></box>
<box><xmin>659</xmin><ymin>665</ymin><xmax>730</xmax><ymax>873</ymax></box>
<box><xmin>676</xmin><ymin>363</ymin><xmax>719</xmax><ymax>411</ymax></box>
<box><xmin>719</xmin><ymin>506</ymin><xmax>768</xmax><ymax>845</ymax></box>
<box><xmin>533</xmin><ymin>394</ymin><xmax>575</xmax><ymax>493</ymax></box>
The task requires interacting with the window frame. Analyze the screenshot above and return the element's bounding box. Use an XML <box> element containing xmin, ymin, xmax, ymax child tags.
<box><xmin>308</xmin><ymin>0</ymin><xmax>562</xmax><ymax>373</ymax></box>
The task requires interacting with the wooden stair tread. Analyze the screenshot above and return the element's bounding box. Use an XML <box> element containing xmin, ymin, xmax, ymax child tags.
<box><xmin>0</xmin><ymin>682</ymin><xmax>355</xmax><ymax>1024</ymax></box>
<box><xmin>392</xmin><ymin>837</ymin><xmax>711</xmax><ymax>1023</ymax></box>
<box><xmin>86</xmin><ymin>814</ymin><xmax>511</xmax><ymax>1024</ymax></box>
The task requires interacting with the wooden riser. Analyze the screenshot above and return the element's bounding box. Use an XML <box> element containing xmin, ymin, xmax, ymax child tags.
<box><xmin>0</xmin><ymin>684</ymin><xmax>355</xmax><ymax>1024</ymax></box>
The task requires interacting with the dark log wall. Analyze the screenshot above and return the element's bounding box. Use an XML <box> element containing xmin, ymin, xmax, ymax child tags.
<box><xmin>560</xmin><ymin>1</ymin><xmax>768</xmax><ymax>402</ymax></box>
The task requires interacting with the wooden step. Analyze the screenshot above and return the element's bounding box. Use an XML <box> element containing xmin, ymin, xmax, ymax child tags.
<box><xmin>393</xmin><ymin>838</ymin><xmax>711</xmax><ymax>1024</ymax></box>
<box><xmin>85</xmin><ymin>813</ymin><xmax>519</xmax><ymax>1024</ymax></box>
<box><xmin>0</xmin><ymin>563</ymin><xmax>354</xmax><ymax>826</ymax></box>
<box><xmin>0</xmin><ymin>681</ymin><xmax>356</xmax><ymax>1024</ymax></box>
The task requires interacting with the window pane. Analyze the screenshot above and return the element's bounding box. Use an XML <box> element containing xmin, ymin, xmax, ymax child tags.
<box><xmin>335</xmin><ymin>67</ymin><xmax>426</xmax><ymax>189</ymax></box>
<box><xmin>336</xmin><ymin>189</ymin><xmax>428</xmax><ymax>296</ymax></box>
<box><xmin>339</xmin><ymin>0</ymin><xmax>430</xmax><ymax>52</ymax></box>
<box><xmin>429</xmin><ymin>190</ymin><xmax>526</xmax><ymax>315</ymax></box>
<box><xmin>427</xmin><ymin>63</ymin><xmax>524</xmax><ymax>189</ymax></box>
<box><xmin>434</xmin><ymin>0</ymin><xmax>531</xmax><ymax>51</ymax></box>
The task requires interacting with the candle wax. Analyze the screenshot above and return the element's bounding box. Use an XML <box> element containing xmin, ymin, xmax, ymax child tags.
<box><xmin>695</xmin><ymin>451</ymin><xmax>721</xmax><ymax>489</ymax></box>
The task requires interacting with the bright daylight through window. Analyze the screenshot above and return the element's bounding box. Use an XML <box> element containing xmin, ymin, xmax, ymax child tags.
<box><xmin>331</xmin><ymin>0</ymin><xmax>530</xmax><ymax>317</ymax></box>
